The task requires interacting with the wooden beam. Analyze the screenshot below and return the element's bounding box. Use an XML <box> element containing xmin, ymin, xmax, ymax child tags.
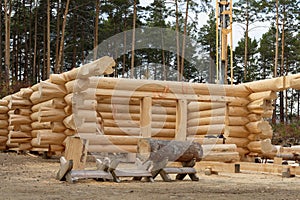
<box><xmin>175</xmin><ymin>99</ymin><xmax>187</xmax><ymax>141</ymax></box>
<box><xmin>140</xmin><ymin>97</ymin><xmax>152</xmax><ymax>138</ymax></box>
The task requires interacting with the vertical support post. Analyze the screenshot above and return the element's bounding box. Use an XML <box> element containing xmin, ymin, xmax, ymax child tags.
<box><xmin>175</xmin><ymin>99</ymin><xmax>187</xmax><ymax>141</ymax></box>
<box><xmin>64</xmin><ymin>136</ymin><xmax>88</xmax><ymax>170</ymax></box>
<box><xmin>140</xmin><ymin>96</ymin><xmax>152</xmax><ymax>138</ymax></box>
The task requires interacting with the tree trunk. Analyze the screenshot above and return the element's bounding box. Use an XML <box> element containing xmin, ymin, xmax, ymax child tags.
<box><xmin>94</xmin><ymin>0</ymin><xmax>100</xmax><ymax>61</ymax></box>
<box><xmin>56</xmin><ymin>0</ymin><xmax>70</xmax><ymax>74</ymax></box>
<box><xmin>46</xmin><ymin>0</ymin><xmax>51</xmax><ymax>78</ymax></box>
<box><xmin>55</xmin><ymin>0</ymin><xmax>61</xmax><ymax>72</ymax></box>
<box><xmin>4</xmin><ymin>0</ymin><xmax>11</xmax><ymax>92</ymax></box>
<box><xmin>137</xmin><ymin>138</ymin><xmax>203</xmax><ymax>163</ymax></box>
<box><xmin>33</xmin><ymin>0</ymin><xmax>38</xmax><ymax>84</ymax></box>
<box><xmin>244</xmin><ymin>0</ymin><xmax>249</xmax><ymax>81</ymax></box>
<box><xmin>180</xmin><ymin>0</ymin><xmax>189</xmax><ymax>81</ymax></box>
<box><xmin>130</xmin><ymin>0</ymin><xmax>137</xmax><ymax>79</ymax></box>
<box><xmin>175</xmin><ymin>0</ymin><xmax>180</xmax><ymax>82</ymax></box>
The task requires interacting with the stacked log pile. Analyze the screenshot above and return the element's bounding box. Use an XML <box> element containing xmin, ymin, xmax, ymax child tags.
<box><xmin>30</xmin><ymin>80</ymin><xmax>67</xmax><ymax>152</ymax></box>
<box><xmin>7</xmin><ymin>89</ymin><xmax>33</xmax><ymax>151</ymax></box>
<box><xmin>0</xmin><ymin>99</ymin><xmax>9</xmax><ymax>150</ymax></box>
<box><xmin>0</xmin><ymin>57</ymin><xmax>300</xmax><ymax>163</ymax></box>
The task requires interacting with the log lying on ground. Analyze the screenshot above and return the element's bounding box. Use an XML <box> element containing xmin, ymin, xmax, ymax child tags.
<box><xmin>247</xmin><ymin>139</ymin><xmax>274</xmax><ymax>154</ymax></box>
<box><xmin>137</xmin><ymin>138</ymin><xmax>203</xmax><ymax>163</ymax></box>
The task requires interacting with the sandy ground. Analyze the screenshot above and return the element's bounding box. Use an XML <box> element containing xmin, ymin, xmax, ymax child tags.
<box><xmin>1</xmin><ymin>152</ymin><xmax>300</xmax><ymax>200</ymax></box>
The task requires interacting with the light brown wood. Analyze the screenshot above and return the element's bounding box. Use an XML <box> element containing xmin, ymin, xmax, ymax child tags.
<box><xmin>0</xmin><ymin>136</ymin><xmax>8</xmax><ymax>143</ymax></box>
<box><xmin>137</xmin><ymin>138</ymin><xmax>203</xmax><ymax>162</ymax></box>
<box><xmin>49</xmin><ymin>74</ymin><xmax>66</xmax><ymax>85</ymax></box>
<box><xmin>0</xmin><ymin>129</ymin><xmax>9</xmax><ymax>136</ymax></box>
<box><xmin>0</xmin><ymin>120</ymin><xmax>8</xmax><ymax>128</ymax></box>
<box><xmin>31</xmin><ymin>98</ymin><xmax>66</xmax><ymax>112</ymax></box>
<box><xmin>202</xmin><ymin>152</ymin><xmax>240</xmax><ymax>163</ymax></box>
<box><xmin>187</xmin><ymin>136</ymin><xmax>225</xmax><ymax>145</ymax></box>
<box><xmin>103</xmin><ymin>119</ymin><xmax>139</xmax><ymax>128</ymax></box>
<box><xmin>88</xmin><ymin>144</ymin><xmax>137</xmax><ymax>153</ymax></box>
<box><xmin>64</xmin><ymin>136</ymin><xmax>88</xmax><ymax>170</ymax></box>
<box><xmin>0</xmin><ymin>106</ymin><xmax>9</xmax><ymax>113</ymax></box>
<box><xmin>187</xmin><ymin>124</ymin><xmax>225</xmax><ymax>136</ymax></box>
<box><xmin>31</xmin><ymin>121</ymin><xmax>51</xmax><ymax>130</ymax></box>
<box><xmin>224</xmin><ymin>126</ymin><xmax>250</xmax><ymax>138</ymax></box>
<box><xmin>51</xmin><ymin>122</ymin><xmax>66</xmax><ymax>132</ymax></box>
<box><xmin>187</xmin><ymin>102</ymin><xmax>226</xmax><ymax>112</ymax></box>
<box><xmin>140</xmin><ymin>96</ymin><xmax>152</xmax><ymax>138</ymax></box>
<box><xmin>202</xmin><ymin>144</ymin><xmax>237</xmax><ymax>153</ymax></box>
<box><xmin>248</xmin><ymin>91</ymin><xmax>277</xmax><ymax>101</ymax></box>
<box><xmin>62</xmin><ymin>56</ymin><xmax>115</xmax><ymax>81</ymax></box>
<box><xmin>97</xmin><ymin>77</ymin><xmax>250</xmax><ymax>97</ymax></box>
<box><xmin>247</xmin><ymin>139</ymin><xmax>274</xmax><ymax>154</ymax></box>
<box><xmin>13</xmin><ymin>108</ymin><xmax>32</xmax><ymax>116</ymax></box>
<box><xmin>188</xmin><ymin>108</ymin><xmax>226</xmax><ymax>119</ymax></box>
<box><xmin>9</xmin><ymin>115</ymin><xmax>32</xmax><ymax>125</ymax></box>
<box><xmin>31</xmin><ymin>129</ymin><xmax>52</xmax><ymax>138</ymax></box>
<box><xmin>80</xmin><ymin>134</ymin><xmax>141</xmax><ymax>145</ymax></box>
<box><xmin>37</xmin><ymin>132</ymin><xmax>66</xmax><ymax>145</ymax></box>
<box><xmin>8</xmin><ymin>131</ymin><xmax>31</xmax><ymax>138</ymax></box>
<box><xmin>175</xmin><ymin>99</ymin><xmax>187</xmax><ymax>141</ymax></box>
<box><xmin>0</xmin><ymin>114</ymin><xmax>8</xmax><ymax>120</ymax></box>
<box><xmin>64</xmin><ymin>129</ymin><xmax>76</xmax><ymax>136</ymax></box>
<box><xmin>228</xmin><ymin>106</ymin><xmax>249</xmax><ymax>117</ymax></box>
<box><xmin>0</xmin><ymin>100</ymin><xmax>8</xmax><ymax>106</ymax></box>
<box><xmin>225</xmin><ymin>137</ymin><xmax>250</xmax><ymax>148</ymax></box>
<box><xmin>188</xmin><ymin>116</ymin><xmax>225</xmax><ymax>126</ymax></box>
<box><xmin>18</xmin><ymin>142</ymin><xmax>32</xmax><ymax>150</ymax></box>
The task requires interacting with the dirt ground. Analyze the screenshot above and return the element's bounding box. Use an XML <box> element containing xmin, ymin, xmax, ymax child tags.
<box><xmin>1</xmin><ymin>152</ymin><xmax>300</xmax><ymax>200</ymax></box>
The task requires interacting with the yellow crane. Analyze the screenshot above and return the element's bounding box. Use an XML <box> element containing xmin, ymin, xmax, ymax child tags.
<box><xmin>216</xmin><ymin>0</ymin><xmax>233</xmax><ymax>85</ymax></box>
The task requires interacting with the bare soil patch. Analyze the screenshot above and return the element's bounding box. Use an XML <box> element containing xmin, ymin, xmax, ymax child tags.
<box><xmin>1</xmin><ymin>152</ymin><xmax>300</xmax><ymax>200</ymax></box>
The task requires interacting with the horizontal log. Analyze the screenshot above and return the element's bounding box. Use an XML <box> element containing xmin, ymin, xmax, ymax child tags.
<box><xmin>31</xmin><ymin>121</ymin><xmax>51</xmax><ymax>130</ymax></box>
<box><xmin>187</xmin><ymin>102</ymin><xmax>226</xmax><ymax>112</ymax></box>
<box><xmin>7</xmin><ymin>137</ymin><xmax>31</xmax><ymax>144</ymax></box>
<box><xmin>64</xmin><ymin>93</ymin><xmax>73</xmax><ymax>105</ymax></box>
<box><xmin>9</xmin><ymin>115</ymin><xmax>32</xmax><ymax>125</ymax></box>
<box><xmin>224</xmin><ymin>126</ymin><xmax>250</xmax><ymax>138</ymax></box>
<box><xmin>8</xmin><ymin>99</ymin><xmax>32</xmax><ymax>108</ymax></box>
<box><xmin>0</xmin><ymin>136</ymin><xmax>8</xmax><ymax>143</ymax></box>
<box><xmin>14</xmin><ymin>108</ymin><xmax>32</xmax><ymax>116</ymax></box>
<box><xmin>31</xmin><ymin>138</ymin><xmax>50</xmax><ymax>148</ymax></box>
<box><xmin>0</xmin><ymin>114</ymin><xmax>8</xmax><ymax>120</ymax></box>
<box><xmin>228</xmin><ymin>116</ymin><xmax>249</xmax><ymax>126</ymax></box>
<box><xmin>0</xmin><ymin>106</ymin><xmax>9</xmax><ymax>113</ymax></box>
<box><xmin>225</xmin><ymin>137</ymin><xmax>250</xmax><ymax>148</ymax></box>
<box><xmin>248</xmin><ymin>114</ymin><xmax>262</xmax><ymax>122</ymax></box>
<box><xmin>73</xmin><ymin>100</ymin><xmax>97</xmax><ymax>110</ymax></box>
<box><xmin>0</xmin><ymin>129</ymin><xmax>9</xmax><ymax>136</ymax></box>
<box><xmin>202</xmin><ymin>152</ymin><xmax>240</xmax><ymax>162</ymax></box>
<box><xmin>31</xmin><ymin>98</ymin><xmax>66</xmax><ymax>112</ymax></box>
<box><xmin>62</xmin><ymin>56</ymin><xmax>115</xmax><ymax>81</ymax></box>
<box><xmin>187</xmin><ymin>136</ymin><xmax>225</xmax><ymax>145</ymax></box>
<box><xmin>49</xmin><ymin>73</ymin><xmax>67</xmax><ymax>85</ymax></box>
<box><xmin>64</xmin><ymin>129</ymin><xmax>76</xmax><ymax>136</ymax></box>
<box><xmin>16</xmin><ymin>88</ymin><xmax>34</xmax><ymax>98</ymax></box>
<box><xmin>228</xmin><ymin>106</ymin><xmax>249</xmax><ymax>117</ymax></box>
<box><xmin>80</xmin><ymin>134</ymin><xmax>141</xmax><ymax>145</ymax></box>
<box><xmin>96</xmin><ymin>77</ymin><xmax>250</xmax><ymax>97</ymax></box>
<box><xmin>18</xmin><ymin>143</ymin><xmax>32</xmax><ymax>150</ymax></box>
<box><xmin>38</xmin><ymin>81</ymin><xmax>67</xmax><ymax>96</ymax></box>
<box><xmin>246</xmin><ymin>120</ymin><xmax>272</xmax><ymax>134</ymax></box>
<box><xmin>8</xmin><ymin>131</ymin><xmax>31</xmax><ymax>138</ymax></box>
<box><xmin>37</xmin><ymin>132</ymin><xmax>66</xmax><ymax>145</ymax></box>
<box><xmin>151</xmin><ymin>121</ymin><xmax>176</xmax><ymax>129</ymax></box>
<box><xmin>103</xmin><ymin>127</ymin><xmax>175</xmax><ymax>138</ymax></box>
<box><xmin>242</xmin><ymin>75</ymin><xmax>294</xmax><ymax>92</ymax></box>
<box><xmin>187</xmin><ymin>124</ymin><xmax>225</xmax><ymax>136</ymax></box>
<box><xmin>236</xmin><ymin>147</ymin><xmax>250</xmax><ymax>156</ymax></box>
<box><xmin>202</xmin><ymin>144</ymin><xmax>237</xmax><ymax>153</ymax></box>
<box><xmin>87</xmin><ymin>144</ymin><xmax>137</xmax><ymax>153</ymax></box>
<box><xmin>49</xmin><ymin>144</ymin><xmax>65</xmax><ymax>152</ymax></box>
<box><xmin>65</xmin><ymin>79</ymin><xmax>90</xmax><ymax>93</ymax></box>
<box><xmin>98</xmin><ymin>112</ymin><xmax>138</xmax><ymax>121</ymax></box>
<box><xmin>248</xmin><ymin>91</ymin><xmax>277</xmax><ymax>101</ymax></box>
<box><xmin>51</xmin><ymin>122</ymin><xmax>66</xmax><ymax>133</ymax></box>
<box><xmin>247</xmin><ymin>139</ymin><xmax>274</xmax><ymax>154</ymax></box>
<box><xmin>103</xmin><ymin>119</ymin><xmax>139</xmax><ymax>128</ymax></box>
<box><xmin>0</xmin><ymin>100</ymin><xmax>8</xmax><ymax>106</ymax></box>
<box><xmin>188</xmin><ymin>108</ymin><xmax>226</xmax><ymax>119</ymax></box>
<box><xmin>0</xmin><ymin>120</ymin><xmax>8</xmax><ymax>128</ymax></box>
<box><xmin>188</xmin><ymin>116</ymin><xmax>225</xmax><ymax>126</ymax></box>
<box><xmin>32</xmin><ymin>129</ymin><xmax>52</xmax><ymax>138</ymax></box>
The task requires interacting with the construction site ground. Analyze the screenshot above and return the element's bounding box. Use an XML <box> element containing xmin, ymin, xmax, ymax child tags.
<box><xmin>1</xmin><ymin>152</ymin><xmax>300</xmax><ymax>200</ymax></box>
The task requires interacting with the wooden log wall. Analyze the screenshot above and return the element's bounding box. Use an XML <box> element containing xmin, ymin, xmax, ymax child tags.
<box><xmin>0</xmin><ymin>100</ymin><xmax>9</xmax><ymax>150</ymax></box>
<box><xmin>0</xmin><ymin>58</ymin><xmax>300</xmax><ymax>162</ymax></box>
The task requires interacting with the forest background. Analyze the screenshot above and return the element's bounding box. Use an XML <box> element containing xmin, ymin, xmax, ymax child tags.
<box><xmin>0</xmin><ymin>0</ymin><xmax>299</xmax><ymax>144</ymax></box>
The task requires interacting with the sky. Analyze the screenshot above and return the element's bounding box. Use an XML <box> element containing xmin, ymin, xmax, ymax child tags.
<box><xmin>139</xmin><ymin>0</ymin><xmax>270</xmax><ymax>48</ymax></box>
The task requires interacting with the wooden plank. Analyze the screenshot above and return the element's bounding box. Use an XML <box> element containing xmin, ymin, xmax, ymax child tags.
<box><xmin>64</xmin><ymin>137</ymin><xmax>88</xmax><ymax>170</ymax></box>
<box><xmin>140</xmin><ymin>96</ymin><xmax>152</xmax><ymax>138</ymax></box>
<box><xmin>175</xmin><ymin>99</ymin><xmax>187</xmax><ymax>141</ymax></box>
